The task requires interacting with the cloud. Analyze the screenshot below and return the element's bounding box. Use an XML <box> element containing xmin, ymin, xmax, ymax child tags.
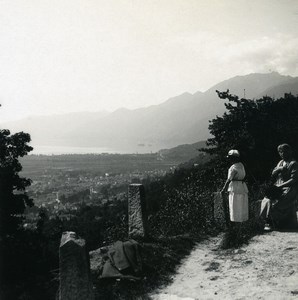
<box><xmin>218</xmin><ymin>34</ymin><xmax>298</xmax><ymax>75</ymax></box>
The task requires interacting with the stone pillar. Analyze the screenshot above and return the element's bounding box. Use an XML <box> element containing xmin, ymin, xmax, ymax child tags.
<box><xmin>59</xmin><ymin>231</ymin><xmax>94</xmax><ymax>300</ymax></box>
<box><xmin>250</xmin><ymin>200</ymin><xmax>262</xmax><ymax>219</ymax></box>
<box><xmin>128</xmin><ymin>184</ymin><xmax>147</xmax><ymax>239</ymax></box>
<box><xmin>213</xmin><ymin>192</ymin><xmax>229</xmax><ymax>228</ymax></box>
<box><xmin>250</xmin><ymin>199</ymin><xmax>267</xmax><ymax>229</ymax></box>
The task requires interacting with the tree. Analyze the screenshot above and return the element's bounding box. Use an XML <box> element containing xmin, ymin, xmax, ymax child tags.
<box><xmin>0</xmin><ymin>129</ymin><xmax>35</xmax><ymax>299</ymax></box>
<box><xmin>203</xmin><ymin>91</ymin><xmax>298</xmax><ymax>183</ymax></box>
<box><xmin>0</xmin><ymin>129</ymin><xmax>33</xmax><ymax>238</ymax></box>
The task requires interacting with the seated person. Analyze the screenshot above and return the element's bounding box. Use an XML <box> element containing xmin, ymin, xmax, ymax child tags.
<box><xmin>260</xmin><ymin>144</ymin><xmax>298</xmax><ymax>231</ymax></box>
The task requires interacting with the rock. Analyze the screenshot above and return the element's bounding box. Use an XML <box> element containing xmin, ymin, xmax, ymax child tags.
<box><xmin>89</xmin><ymin>247</ymin><xmax>110</xmax><ymax>279</ymax></box>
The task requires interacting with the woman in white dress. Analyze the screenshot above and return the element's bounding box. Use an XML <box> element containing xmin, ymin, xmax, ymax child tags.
<box><xmin>221</xmin><ymin>149</ymin><xmax>248</xmax><ymax>222</ymax></box>
<box><xmin>220</xmin><ymin>149</ymin><xmax>248</xmax><ymax>247</ymax></box>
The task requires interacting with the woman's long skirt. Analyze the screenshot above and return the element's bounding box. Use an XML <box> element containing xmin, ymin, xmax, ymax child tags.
<box><xmin>229</xmin><ymin>192</ymin><xmax>248</xmax><ymax>222</ymax></box>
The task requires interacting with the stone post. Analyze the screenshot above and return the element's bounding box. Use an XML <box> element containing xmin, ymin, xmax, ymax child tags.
<box><xmin>128</xmin><ymin>184</ymin><xmax>147</xmax><ymax>239</ymax></box>
<box><xmin>213</xmin><ymin>192</ymin><xmax>228</xmax><ymax>228</ymax></box>
<box><xmin>59</xmin><ymin>231</ymin><xmax>94</xmax><ymax>300</ymax></box>
<box><xmin>250</xmin><ymin>200</ymin><xmax>262</xmax><ymax>219</ymax></box>
<box><xmin>249</xmin><ymin>199</ymin><xmax>265</xmax><ymax>229</ymax></box>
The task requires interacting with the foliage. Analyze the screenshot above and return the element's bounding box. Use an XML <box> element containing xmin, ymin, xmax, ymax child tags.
<box><xmin>0</xmin><ymin>129</ymin><xmax>33</xmax><ymax>237</ymax></box>
<box><xmin>204</xmin><ymin>91</ymin><xmax>298</xmax><ymax>182</ymax></box>
<box><xmin>145</xmin><ymin>162</ymin><xmax>221</xmax><ymax>237</ymax></box>
<box><xmin>0</xmin><ymin>129</ymin><xmax>37</xmax><ymax>299</ymax></box>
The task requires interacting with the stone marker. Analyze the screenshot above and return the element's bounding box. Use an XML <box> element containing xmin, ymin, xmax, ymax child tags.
<box><xmin>248</xmin><ymin>199</ymin><xmax>264</xmax><ymax>229</ymax></box>
<box><xmin>59</xmin><ymin>231</ymin><xmax>94</xmax><ymax>300</ymax></box>
<box><xmin>250</xmin><ymin>200</ymin><xmax>262</xmax><ymax>219</ymax></box>
<box><xmin>213</xmin><ymin>192</ymin><xmax>227</xmax><ymax>228</ymax></box>
<box><xmin>128</xmin><ymin>184</ymin><xmax>147</xmax><ymax>238</ymax></box>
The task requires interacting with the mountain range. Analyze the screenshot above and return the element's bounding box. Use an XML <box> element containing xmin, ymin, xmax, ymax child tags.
<box><xmin>2</xmin><ymin>72</ymin><xmax>298</xmax><ymax>153</ymax></box>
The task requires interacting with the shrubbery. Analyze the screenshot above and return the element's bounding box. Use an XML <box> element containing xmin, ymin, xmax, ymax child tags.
<box><xmin>145</xmin><ymin>162</ymin><xmax>220</xmax><ymax>237</ymax></box>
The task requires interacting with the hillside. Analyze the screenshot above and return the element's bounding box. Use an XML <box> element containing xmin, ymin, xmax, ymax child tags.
<box><xmin>158</xmin><ymin>141</ymin><xmax>206</xmax><ymax>161</ymax></box>
<box><xmin>257</xmin><ymin>79</ymin><xmax>298</xmax><ymax>99</ymax></box>
<box><xmin>2</xmin><ymin>72</ymin><xmax>298</xmax><ymax>152</ymax></box>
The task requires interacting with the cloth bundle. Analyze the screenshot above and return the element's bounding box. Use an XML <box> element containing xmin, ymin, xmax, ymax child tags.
<box><xmin>101</xmin><ymin>239</ymin><xmax>142</xmax><ymax>280</ymax></box>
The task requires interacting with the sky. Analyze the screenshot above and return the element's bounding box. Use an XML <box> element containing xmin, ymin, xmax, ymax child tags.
<box><xmin>0</xmin><ymin>0</ymin><xmax>298</xmax><ymax>122</ymax></box>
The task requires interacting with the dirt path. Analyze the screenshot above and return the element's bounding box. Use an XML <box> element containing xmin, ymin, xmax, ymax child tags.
<box><xmin>150</xmin><ymin>231</ymin><xmax>298</xmax><ymax>300</ymax></box>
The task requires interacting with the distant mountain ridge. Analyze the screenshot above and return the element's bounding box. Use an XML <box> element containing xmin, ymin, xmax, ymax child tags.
<box><xmin>2</xmin><ymin>72</ymin><xmax>298</xmax><ymax>153</ymax></box>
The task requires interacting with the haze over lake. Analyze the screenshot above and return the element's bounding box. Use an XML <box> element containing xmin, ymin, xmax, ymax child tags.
<box><xmin>30</xmin><ymin>144</ymin><xmax>158</xmax><ymax>155</ymax></box>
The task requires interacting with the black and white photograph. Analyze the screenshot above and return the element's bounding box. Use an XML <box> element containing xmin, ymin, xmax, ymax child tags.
<box><xmin>0</xmin><ymin>1</ymin><xmax>298</xmax><ymax>299</ymax></box>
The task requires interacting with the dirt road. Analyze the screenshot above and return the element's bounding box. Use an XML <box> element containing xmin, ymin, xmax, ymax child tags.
<box><xmin>151</xmin><ymin>231</ymin><xmax>298</xmax><ymax>300</ymax></box>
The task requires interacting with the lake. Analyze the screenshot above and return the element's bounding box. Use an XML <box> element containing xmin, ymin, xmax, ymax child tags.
<box><xmin>30</xmin><ymin>144</ymin><xmax>158</xmax><ymax>155</ymax></box>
